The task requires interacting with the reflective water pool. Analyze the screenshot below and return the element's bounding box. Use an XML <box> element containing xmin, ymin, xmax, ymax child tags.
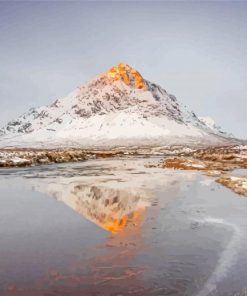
<box><xmin>0</xmin><ymin>158</ymin><xmax>247</xmax><ymax>296</ymax></box>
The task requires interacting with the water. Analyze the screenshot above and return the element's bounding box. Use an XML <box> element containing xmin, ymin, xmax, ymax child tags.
<box><xmin>232</xmin><ymin>169</ymin><xmax>247</xmax><ymax>177</ymax></box>
<box><xmin>0</xmin><ymin>158</ymin><xmax>247</xmax><ymax>296</ymax></box>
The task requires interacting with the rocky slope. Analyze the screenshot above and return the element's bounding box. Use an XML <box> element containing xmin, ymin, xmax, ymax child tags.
<box><xmin>0</xmin><ymin>63</ymin><xmax>237</xmax><ymax>148</ymax></box>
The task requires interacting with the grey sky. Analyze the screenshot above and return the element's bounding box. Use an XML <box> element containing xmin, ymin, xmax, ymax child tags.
<box><xmin>0</xmin><ymin>1</ymin><xmax>246</xmax><ymax>138</ymax></box>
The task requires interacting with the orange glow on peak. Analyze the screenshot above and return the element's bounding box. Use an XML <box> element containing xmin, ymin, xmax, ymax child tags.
<box><xmin>106</xmin><ymin>63</ymin><xmax>146</xmax><ymax>90</ymax></box>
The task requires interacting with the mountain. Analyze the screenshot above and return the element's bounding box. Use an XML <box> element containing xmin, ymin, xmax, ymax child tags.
<box><xmin>198</xmin><ymin>116</ymin><xmax>229</xmax><ymax>136</ymax></box>
<box><xmin>0</xmin><ymin>63</ymin><xmax>237</xmax><ymax>148</ymax></box>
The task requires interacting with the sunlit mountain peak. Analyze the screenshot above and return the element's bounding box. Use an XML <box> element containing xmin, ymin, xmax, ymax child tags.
<box><xmin>106</xmin><ymin>63</ymin><xmax>146</xmax><ymax>89</ymax></box>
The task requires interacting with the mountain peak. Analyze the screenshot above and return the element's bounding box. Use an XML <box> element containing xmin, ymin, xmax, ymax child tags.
<box><xmin>0</xmin><ymin>63</ymin><xmax>233</xmax><ymax>148</ymax></box>
<box><xmin>106</xmin><ymin>63</ymin><xmax>146</xmax><ymax>89</ymax></box>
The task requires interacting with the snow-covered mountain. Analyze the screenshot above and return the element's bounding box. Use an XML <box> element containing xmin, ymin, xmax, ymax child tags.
<box><xmin>198</xmin><ymin>116</ymin><xmax>225</xmax><ymax>135</ymax></box>
<box><xmin>0</xmin><ymin>63</ymin><xmax>235</xmax><ymax>147</ymax></box>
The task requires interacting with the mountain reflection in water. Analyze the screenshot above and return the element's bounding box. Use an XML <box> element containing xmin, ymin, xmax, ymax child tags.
<box><xmin>3</xmin><ymin>159</ymin><xmax>244</xmax><ymax>296</ymax></box>
<box><xmin>30</xmin><ymin>158</ymin><xmax>191</xmax><ymax>235</ymax></box>
<box><xmin>23</xmin><ymin>162</ymin><xmax>199</xmax><ymax>296</ymax></box>
<box><xmin>40</xmin><ymin>183</ymin><xmax>149</xmax><ymax>234</ymax></box>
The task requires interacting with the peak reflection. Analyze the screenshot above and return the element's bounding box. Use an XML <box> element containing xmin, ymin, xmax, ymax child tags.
<box><xmin>33</xmin><ymin>181</ymin><xmax>150</xmax><ymax>234</ymax></box>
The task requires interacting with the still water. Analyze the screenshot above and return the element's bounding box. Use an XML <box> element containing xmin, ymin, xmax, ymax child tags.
<box><xmin>0</xmin><ymin>158</ymin><xmax>247</xmax><ymax>296</ymax></box>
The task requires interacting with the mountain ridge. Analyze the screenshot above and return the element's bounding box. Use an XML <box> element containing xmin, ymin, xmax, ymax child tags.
<box><xmin>0</xmin><ymin>63</ymin><xmax>241</xmax><ymax>148</ymax></box>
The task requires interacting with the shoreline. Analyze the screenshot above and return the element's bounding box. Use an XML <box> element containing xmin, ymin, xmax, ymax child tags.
<box><xmin>0</xmin><ymin>145</ymin><xmax>198</xmax><ymax>168</ymax></box>
<box><xmin>152</xmin><ymin>145</ymin><xmax>247</xmax><ymax>197</ymax></box>
<box><xmin>1</xmin><ymin>144</ymin><xmax>246</xmax><ymax>197</ymax></box>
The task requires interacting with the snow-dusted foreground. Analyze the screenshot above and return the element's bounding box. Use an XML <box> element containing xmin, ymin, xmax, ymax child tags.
<box><xmin>0</xmin><ymin>145</ymin><xmax>196</xmax><ymax>167</ymax></box>
<box><xmin>0</xmin><ymin>149</ymin><xmax>90</xmax><ymax>167</ymax></box>
<box><xmin>153</xmin><ymin>145</ymin><xmax>247</xmax><ymax>197</ymax></box>
<box><xmin>1</xmin><ymin>143</ymin><xmax>247</xmax><ymax>200</ymax></box>
<box><xmin>216</xmin><ymin>175</ymin><xmax>247</xmax><ymax>197</ymax></box>
<box><xmin>0</xmin><ymin>144</ymin><xmax>246</xmax><ymax>170</ymax></box>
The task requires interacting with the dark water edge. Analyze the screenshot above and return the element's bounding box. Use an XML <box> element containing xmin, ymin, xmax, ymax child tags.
<box><xmin>0</xmin><ymin>158</ymin><xmax>247</xmax><ymax>296</ymax></box>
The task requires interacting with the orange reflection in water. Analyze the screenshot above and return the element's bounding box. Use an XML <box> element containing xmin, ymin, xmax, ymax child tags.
<box><xmin>101</xmin><ymin>207</ymin><xmax>144</xmax><ymax>234</ymax></box>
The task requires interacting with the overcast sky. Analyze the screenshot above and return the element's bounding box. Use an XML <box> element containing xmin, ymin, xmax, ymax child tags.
<box><xmin>0</xmin><ymin>1</ymin><xmax>246</xmax><ymax>139</ymax></box>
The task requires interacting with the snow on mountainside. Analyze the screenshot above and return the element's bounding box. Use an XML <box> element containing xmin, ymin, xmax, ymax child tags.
<box><xmin>0</xmin><ymin>63</ymin><xmax>236</xmax><ymax>148</ymax></box>
<box><xmin>198</xmin><ymin>116</ymin><xmax>226</xmax><ymax>135</ymax></box>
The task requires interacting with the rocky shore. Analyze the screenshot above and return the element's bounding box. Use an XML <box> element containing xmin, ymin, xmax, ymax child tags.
<box><xmin>154</xmin><ymin>145</ymin><xmax>247</xmax><ymax>197</ymax></box>
<box><xmin>0</xmin><ymin>145</ymin><xmax>197</xmax><ymax>168</ymax></box>
<box><xmin>0</xmin><ymin>148</ymin><xmax>124</xmax><ymax>167</ymax></box>
<box><xmin>1</xmin><ymin>144</ymin><xmax>246</xmax><ymax>197</ymax></box>
<box><xmin>216</xmin><ymin>175</ymin><xmax>247</xmax><ymax>197</ymax></box>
